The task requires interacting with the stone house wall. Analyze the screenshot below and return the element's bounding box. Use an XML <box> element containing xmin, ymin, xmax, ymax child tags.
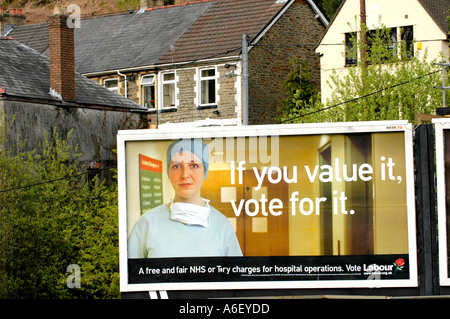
<box><xmin>86</xmin><ymin>0</ymin><xmax>326</xmax><ymax>126</ymax></box>
<box><xmin>90</xmin><ymin>62</ymin><xmax>240</xmax><ymax>127</ymax></box>
<box><xmin>248</xmin><ymin>0</ymin><xmax>325</xmax><ymax>124</ymax></box>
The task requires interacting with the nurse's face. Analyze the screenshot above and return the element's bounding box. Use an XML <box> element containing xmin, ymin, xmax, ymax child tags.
<box><xmin>168</xmin><ymin>151</ymin><xmax>205</xmax><ymax>204</ymax></box>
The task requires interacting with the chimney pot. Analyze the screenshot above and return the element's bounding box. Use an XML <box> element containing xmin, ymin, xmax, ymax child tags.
<box><xmin>53</xmin><ymin>5</ymin><xmax>67</xmax><ymax>15</ymax></box>
<box><xmin>0</xmin><ymin>7</ymin><xmax>26</xmax><ymax>31</ymax></box>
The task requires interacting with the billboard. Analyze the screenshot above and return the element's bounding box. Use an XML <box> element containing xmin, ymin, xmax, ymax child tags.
<box><xmin>118</xmin><ymin>121</ymin><xmax>418</xmax><ymax>292</ymax></box>
<box><xmin>433</xmin><ymin>118</ymin><xmax>450</xmax><ymax>286</ymax></box>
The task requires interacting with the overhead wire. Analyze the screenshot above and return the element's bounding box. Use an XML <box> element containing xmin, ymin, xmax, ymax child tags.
<box><xmin>0</xmin><ymin>39</ymin><xmax>446</xmax><ymax>192</ymax></box>
<box><xmin>0</xmin><ymin>166</ymin><xmax>116</xmax><ymax>194</ymax></box>
<box><xmin>1</xmin><ymin>68</ymin><xmax>443</xmax><ymax>192</ymax></box>
<box><xmin>278</xmin><ymin>69</ymin><xmax>443</xmax><ymax>124</ymax></box>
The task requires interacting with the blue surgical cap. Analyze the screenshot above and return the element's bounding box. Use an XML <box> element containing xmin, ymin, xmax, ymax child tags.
<box><xmin>166</xmin><ymin>139</ymin><xmax>209</xmax><ymax>179</ymax></box>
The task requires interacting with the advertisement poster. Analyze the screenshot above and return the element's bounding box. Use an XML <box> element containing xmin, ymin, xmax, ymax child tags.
<box><xmin>433</xmin><ymin>118</ymin><xmax>450</xmax><ymax>286</ymax></box>
<box><xmin>118</xmin><ymin>121</ymin><xmax>418</xmax><ymax>292</ymax></box>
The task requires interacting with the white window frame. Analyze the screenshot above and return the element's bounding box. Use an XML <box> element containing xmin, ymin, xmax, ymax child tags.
<box><xmin>197</xmin><ymin>67</ymin><xmax>218</xmax><ymax>107</ymax></box>
<box><xmin>140</xmin><ymin>74</ymin><xmax>155</xmax><ymax>109</ymax></box>
<box><xmin>104</xmin><ymin>78</ymin><xmax>118</xmax><ymax>93</ymax></box>
<box><xmin>159</xmin><ymin>71</ymin><xmax>178</xmax><ymax>109</ymax></box>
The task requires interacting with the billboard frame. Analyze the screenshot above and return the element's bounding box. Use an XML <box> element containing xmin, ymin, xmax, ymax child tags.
<box><xmin>117</xmin><ymin>120</ymin><xmax>418</xmax><ymax>292</ymax></box>
<box><xmin>433</xmin><ymin>118</ymin><xmax>450</xmax><ymax>286</ymax></box>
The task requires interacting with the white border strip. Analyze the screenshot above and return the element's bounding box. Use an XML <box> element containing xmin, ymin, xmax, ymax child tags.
<box><xmin>432</xmin><ymin>118</ymin><xmax>450</xmax><ymax>286</ymax></box>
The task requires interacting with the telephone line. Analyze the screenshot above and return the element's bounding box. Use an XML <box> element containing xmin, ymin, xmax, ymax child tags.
<box><xmin>279</xmin><ymin>69</ymin><xmax>442</xmax><ymax>124</ymax></box>
<box><xmin>0</xmin><ymin>166</ymin><xmax>116</xmax><ymax>194</ymax></box>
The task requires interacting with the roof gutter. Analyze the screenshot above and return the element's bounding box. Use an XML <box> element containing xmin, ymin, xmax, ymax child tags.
<box><xmin>81</xmin><ymin>55</ymin><xmax>241</xmax><ymax>77</ymax></box>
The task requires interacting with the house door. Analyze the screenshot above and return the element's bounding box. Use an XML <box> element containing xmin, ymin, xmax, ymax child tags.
<box><xmin>201</xmin><ymin>170</ymin><xmax>289</xmax><ymax>256</ymax></box>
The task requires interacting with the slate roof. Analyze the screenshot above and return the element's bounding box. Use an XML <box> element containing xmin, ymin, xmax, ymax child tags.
<box><xmin>4</xmin><ymin>22</ymin><xmax>49</xmax><ymax>54</ymax></box>
<box><xmin>418</xmin><ymin>0</ymin><xmax>449</xmax><ymax>36</ymax></box>
<box><xmin>5</xmin><ymin>0</ymin><xmax>326</xmax><ymax>74</ymax></box>
<box><xmin>74</xmin><ymin>1</ymin><xmax>213</xmax><ymax>73</ymax></box>
<box><xmin>0</xmin><ymin>37</ymin><xmax>145</xmax><ymax>110</ymax></box>
<box><xmin>156</xmin><ymin>0</ymin><xmax>289</xmax><ymax>64</ymax></box>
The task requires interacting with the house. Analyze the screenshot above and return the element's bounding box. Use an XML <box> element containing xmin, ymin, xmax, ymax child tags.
<box><xmin>315</xmin><ymin>0</ymin><xmax>450</xmax><ymax>105</ymax></box>
<box><xmin>0</xmin><ymin>7</ymin><xmax>148</xmax><ymax>170</ymax></box>
<box><xmin>5</xmin><ymin>0</ymin><xmax>328</xmax><ymax>126</ymax></box>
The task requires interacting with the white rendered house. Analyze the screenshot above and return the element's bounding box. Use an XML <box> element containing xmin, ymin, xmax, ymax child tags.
<box><xmin>316</xmin><ymin>0</ymin><xmax>449</xmax><ymax>105</ymax></box>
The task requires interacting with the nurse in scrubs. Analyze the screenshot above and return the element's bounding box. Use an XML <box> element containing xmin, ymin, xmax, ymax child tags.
<box><xmin>128</xmin><ymin>139</ymin><xmax>243</xmax><ymax>258</ymax></box>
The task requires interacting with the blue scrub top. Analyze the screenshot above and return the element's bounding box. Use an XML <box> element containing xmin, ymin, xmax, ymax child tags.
<box><xmin>128</xmin><ymin>204</ymin><xmax>243</xmax><ymax>258</ymax></box>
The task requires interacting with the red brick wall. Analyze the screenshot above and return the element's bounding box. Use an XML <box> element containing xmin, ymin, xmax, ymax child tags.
<box><xmin>49</xmin><ymin>13</ymin><xmax>75</xmax><ymax>101</ymax></box>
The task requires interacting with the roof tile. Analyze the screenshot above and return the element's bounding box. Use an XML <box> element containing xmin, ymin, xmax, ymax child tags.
<box><xmin>7</xmin><ymin>0</ymin><xmax>291</xmax><ymax>73</ymax></box>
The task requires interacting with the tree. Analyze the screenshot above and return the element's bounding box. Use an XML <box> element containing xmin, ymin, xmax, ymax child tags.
<box><xmin>0</xmin><ymin>118</ymin><xmax>121</xmax><ymax>298</ymax></box>
<box><xmin>278</xmin><ymin>24</ymin><xmax>444</xmax><ymax>124</ymax></box>
<box><xmin>276</xmin><ymin>58</ymin><xmax>324</xmax><ymax>123</ymax></box>
<box><xmin>314</xmin><ymin>0</ymin><xmax>343</xmax><ymax>21</ymax></box>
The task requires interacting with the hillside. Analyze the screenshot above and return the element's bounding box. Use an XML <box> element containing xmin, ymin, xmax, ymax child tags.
<box><xmin>2</xmin><ymin>0</ymin><xmax>342</xmax><ymax>25</ymax></box>
<box><xmin>1</xmin><ymin>0</ymin><xmax>141</xmax><ymax>24</ymax></box>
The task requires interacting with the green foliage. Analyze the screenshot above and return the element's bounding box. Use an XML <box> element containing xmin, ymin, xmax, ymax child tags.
<box><xmin>314</xmin><ymin>0</ymin><xmax>343</xmax><ymax>21</ymax></box>
<box><xmin>276</xmin><ymin>58</ymin><xmax>324</xmax><ymax>123</ymax></box>
<box><xmin>0</xmin><ymin>118</ymin><xmax>120</xmax><ymax>299</ymax></box>
<box><xmin>324</xmin><ymin>26</ymin><xmax>443</xmax><ymax>122</ymax></box>
<box><xmin>278</xmin><ymin>24</ymin><xmax>444</xmax><ymax>124</ymax></box>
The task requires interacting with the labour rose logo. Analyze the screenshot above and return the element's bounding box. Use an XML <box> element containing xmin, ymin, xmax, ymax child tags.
<box><xmin>393</xmin><ymin>258</ymin><xmax>405</xmax><ymax>276</ymax></box>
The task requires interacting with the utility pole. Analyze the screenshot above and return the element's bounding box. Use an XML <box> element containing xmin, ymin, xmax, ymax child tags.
<box><xmin>360</xmin><ymin>0</ymin><xmax>368</xmax><ymax>69</ymax></box>
<box><xmin>242</xmin><ymin>33</ymin><xmax>249</xmax><ymax>125</ymax></box>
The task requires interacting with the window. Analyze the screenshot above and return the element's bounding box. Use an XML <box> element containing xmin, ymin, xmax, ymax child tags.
<box><xmin>140</xmin><ymin>74</ymin><xmax>155</xmax><ymax>109</ymax></box>
<box><xmin>346</xmin><ymin>26</ymin><xmax>413</xmax><ymax>66</ymax></box>
<box><xmin>104</xmin><ymin>78</ymin><xmax>118</xmax><ymax>93</ymax></box>
<box><xmin>386</xmin><ymin>28</ymin><xmax>398</xmax><ymax>59</ymax></box>
<box><xmin>345</xmin><ymin>32</ymin><xmax>358</xmax><ymax>66</ymax></box>
<box><xmin>161</xmin><ymin>72</ymin><xmax>176</xmax><ymax>108</ymax></box>
<box><xmin>401</xmin><ymin>26</ymin><xmax>414</xmax><ymax>59</ymax></box>
<box><xmin>199</xmin><ymin>68</ymin><xmax>217</xmax><ymax>105</ymax></box>
<box><xmin>366</xmin><ymin>28</ymin><xmax>397</xmax><ymax>63</ymax></box>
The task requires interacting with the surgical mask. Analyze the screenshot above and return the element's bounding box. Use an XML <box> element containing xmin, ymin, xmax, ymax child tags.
<box><xmin>170</xmin><ymin>199</ymin><xmax>210</xmax><ymax>227</ymax></box>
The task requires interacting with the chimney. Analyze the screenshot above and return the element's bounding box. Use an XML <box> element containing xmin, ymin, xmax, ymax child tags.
<box><xmin>0</xmin><ymin>7</ymin><xmax>26</xmax><ymax>33</ymax></box>
<box><xmin>49</xmin><ymin>5</ymin><xmax>75</xmax><ymax>101</ymax></box>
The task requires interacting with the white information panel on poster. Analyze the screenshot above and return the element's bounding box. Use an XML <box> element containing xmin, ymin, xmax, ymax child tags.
<box><xmin>117</xmin><ymin>121</ymin><xmax>418</xmax><ymax>292</ymax></box>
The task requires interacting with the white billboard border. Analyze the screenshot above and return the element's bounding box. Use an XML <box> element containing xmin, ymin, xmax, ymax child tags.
<box><xmin>433</xmin><ymin>118</ymin><xmax>450</xmax><ymax>286</ymax></box>
<box><xmin>117</xmin><ymin>120</ymin><xmax>418</xmax><ymax>292</ymax></box>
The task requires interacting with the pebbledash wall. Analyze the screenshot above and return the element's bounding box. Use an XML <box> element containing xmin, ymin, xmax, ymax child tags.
<box><xmin>88</xmin><ymin>0</ymin><xmax>325</xmax><ymax>126</ymax></box>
